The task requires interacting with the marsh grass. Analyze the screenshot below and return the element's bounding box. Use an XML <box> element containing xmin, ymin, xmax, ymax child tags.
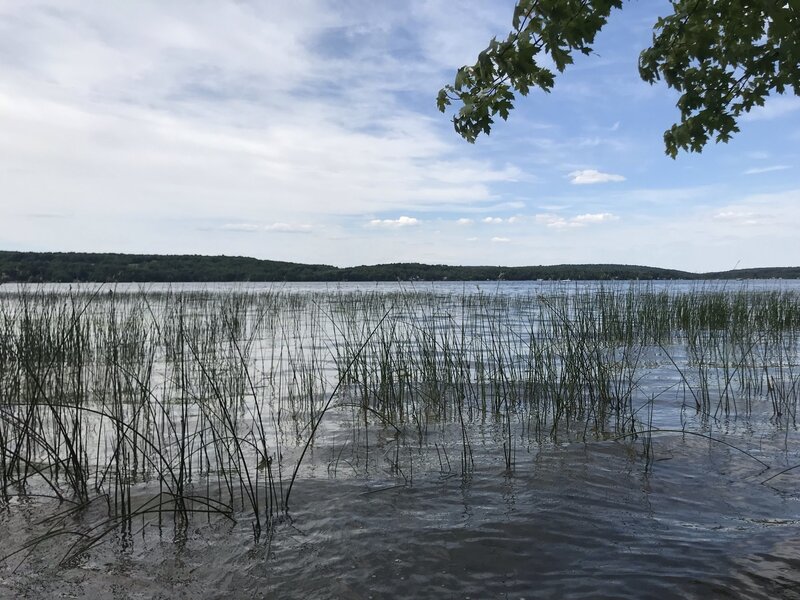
<box><xmin>0</xmin><ymin>283</ymin><xmax>798</xmax><ymax>563</ymax></box>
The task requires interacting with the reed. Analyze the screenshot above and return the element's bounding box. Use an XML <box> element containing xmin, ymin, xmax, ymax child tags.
<box><xmin>0</xmin><ymin>282</ymin><xmax>798</xmax><ymax>562</ymax></box>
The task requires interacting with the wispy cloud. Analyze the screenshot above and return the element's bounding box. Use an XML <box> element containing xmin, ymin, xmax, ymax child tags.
<box><xmin>568</xmin><ymin>169</ymin><xmax>626</xmax><ymax>185</ymax></box>
<box><xmin>221</xmin><ymin>223</ymin><xmax>261</xmax><ymax>232</ymax></box>
<box><xmin>0</xmin><ymin>2</ymin><xmax>521</xmax><ymax>224</ymax></box>
<box><xmin>743</xmin><ymin>96</ymin><xmax>800</xmax><ymax>121</ymax></box>
<box><xmin>367</xmin><ymin>216</ymin><xmax>419</xmax><ymax>228</ymax></box>
<box><xmin>744</xmin><ymin>165</ymin><xmax>790</xmax><ymax>175</ymax></box>
<box><xmin>481</xmin><ymin>216</ymin><xmax>523</xmax><ymax>224</ymax></box>
<box><xmin>706</xmin><ymin>190</ymin><xmax>800</xmax><ymax>230</ymax></box>
<box><xmin>221</xmin><ymin>222</ymin><xmax>313</xmax><ymax>233</ymax></box>
<box><xmin>713</xmin><ymin>211</ymin><xmax>766</xmax><ymax>226</ymax></box>
<box><xmin>572</xmin><ymin>212</ymin><xmax>619</xmax><ymax>224</ymax></box>
<box><xmin>1</xmin><ymin>2</ymin><xmax>798</xmax><ymax>271</ymax></box>
<box><xmin>448</xmin><ymin>201</ymin><xmax>527</xmax><ymax>214</ymax></box>
<box><xmin>536</xmin><ymin>212</ymin><xmax>619</xmax><ymax>229</ymax></box>
<box><xmin>491</xmin><ymin>237</ymin><xmax>510</xmax><ymax>243</ymax></box>
<box><xmin>536</xmin><ymin>214</ymin><xmax>581</xmax><ymax>229</ymax></box>
<box><xmin>264</xmin><ymin>222</ymin><xmax>313</xmax><ymax>233</ymax></box>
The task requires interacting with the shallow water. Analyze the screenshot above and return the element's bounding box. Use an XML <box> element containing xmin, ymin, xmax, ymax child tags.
<box><xmin>4</xmin><ymin>279</ymin><xmax>800</xmax><ymax>295</ymax></box>
<box><xmin>1</xmin><ymin>281</ymin><xmax>799</xmax><ymax>598</ymax></box>
<box><xmin>2</xmin><ymin>429</ymin><xmax>799</xmax><ymax>599</ymax></box>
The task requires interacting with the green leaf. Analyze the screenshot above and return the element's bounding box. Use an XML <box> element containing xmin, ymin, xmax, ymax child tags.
<box><xmin>438</xmin><ymin>0</ymin><xmax>799</xmax><ymax>154</ymax></box>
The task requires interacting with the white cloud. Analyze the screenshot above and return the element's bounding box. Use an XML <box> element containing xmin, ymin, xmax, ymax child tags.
<box><xmin>220</xmin><ymin>222</ymin><xmax>312</xmax><ymax>233</ymax></box>
<box><xmin>744</xmin><ymin>165</ymin><xmax>790</xmax><ymax>175</ymax></box>
<box><xmin>368</xmin><ymin>216</ymin><xmax>419</xmax><ymax>228</ymax></box>
<box><xmin>221</xmin><ymin>223</ymin><xmax>260</xmax><ymax>232</ymax></box>
<box><xmin>0</xmin><ymin>1</ymin><xmax>522</xmax><ymax>229</ymax></box>
<box><xmin>1</xmin><ymin>2</ymin><xmax>798</xmax><ymax>271</ymax></box>
<box><xmin>481</xmin><ymin>216</ymin><xmax>522</xmax><ymax>224</ymax></box>
<box><xmin>568</xmin><ymin>169</ymin><xmax>626</xmax><ymax>185</ymax></box>
<box><xmin>537</xmin><ymin>204</ymin><xmax>570</xmax><ymax>211</ymax></box>
<box><xmin>536</xmin><ymin>212</ymin><xmax>619</xmax><ymax>229</ymax></box>
<box><xmin>264</xmin><ymin>222</ymin><xmax>313</xmax><ymax>233</ymax></box>
<box><xmin>535</xmin><ymin>215</ymin><xmax>580</xmax><ymax>229</ymax></box>
<box><xmin>572</xmin><ymin>212</ymin><xmax>619</xmax><ymax>224</ymax></box>
<box><xmin>743</xmin><ymin>96</ymin><xmax>800</xmax><ymax>121</ymax></box>
<box><xmin>712</xmin><ymin>211</ymin><xmax>765</xmax><ymax>226</ymax></box>
<box><xmin>715</xmin><ymin>211</ymin><xmax>752</xmax><ymax>220</ymax></box>
<box><xmin>491</xmin><ymin>237</ymin><xmax>510</xmax><ymax>243</ymax></box>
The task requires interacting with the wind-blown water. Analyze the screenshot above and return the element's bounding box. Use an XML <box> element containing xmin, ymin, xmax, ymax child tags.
<box><xmin>0</xmin><ymin>281</ymin><xmax>798</xmax><ymax>599</ymax></box>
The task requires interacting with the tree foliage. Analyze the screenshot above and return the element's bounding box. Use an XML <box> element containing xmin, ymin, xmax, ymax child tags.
<box><xmin>2</xmin><ymin>251</ymin><xmax>798</xmax><ymax>282</ymax></box>
<box><xmin>437</xmin><ymin>0</ymin><xmax>800</xmax><ymax>157</ymax></box>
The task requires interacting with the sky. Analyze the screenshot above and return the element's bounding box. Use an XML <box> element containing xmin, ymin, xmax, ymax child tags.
<box><xmin>1</xmin><ymin>1</ymin><xmax>798</xmax><ymax>272</ymax></box>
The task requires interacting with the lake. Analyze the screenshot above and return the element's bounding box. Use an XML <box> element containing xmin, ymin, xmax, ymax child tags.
<box><xmin>1</xmin><ymin>280</ymin><xmax>798</xmax><ymax>598</ymax></box>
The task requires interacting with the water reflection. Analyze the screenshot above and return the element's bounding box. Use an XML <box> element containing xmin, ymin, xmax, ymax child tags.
<box><xmin>1</xmin><ymin>281</ymin><xmax>799</xmax><ymax>598</ymax></box>
<box><xmin>2</xmin><ymin>432</ymin><xmax>798</xmax><ymax>598</ymax></box>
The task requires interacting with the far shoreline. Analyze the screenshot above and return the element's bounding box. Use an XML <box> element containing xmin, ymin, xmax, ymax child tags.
<box><xmin>1</xmin><ymin>250</ymin><xmax>799</xmax><ymax>283</ymax></box>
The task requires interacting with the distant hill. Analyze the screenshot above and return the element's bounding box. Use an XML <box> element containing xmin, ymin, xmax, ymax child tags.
<box><xmin>701</xmin><ymin>267</ymin><xmax>800</xmax><ymax>279</ymax></box>
<box><xmin>0</xmin><ymin>251</ymin><xmax>797</xmax><ymax>283</ymax></box>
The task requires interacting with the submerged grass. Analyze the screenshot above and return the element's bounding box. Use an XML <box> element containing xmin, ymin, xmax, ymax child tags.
<box><xmin>0</xmin><ymin>283</ymin><xmax>798</xmax><ymax>562</ymax></box>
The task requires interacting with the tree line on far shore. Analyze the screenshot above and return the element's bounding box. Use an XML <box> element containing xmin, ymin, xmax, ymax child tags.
<box><xmin>0</xmin><ymin>251</ymin><xmax>798</xmax><ymax>283</ymax></box>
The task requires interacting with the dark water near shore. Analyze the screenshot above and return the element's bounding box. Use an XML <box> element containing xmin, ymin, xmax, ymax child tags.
<box><xmin>3</xmin><ymin>431</ymin><xmax>798</xmax><ymax>599</ymax></box>
<box><xmin>1</xmin><ymin>281</ymin><xmax>799</xmax><ymax>599</ymax></box>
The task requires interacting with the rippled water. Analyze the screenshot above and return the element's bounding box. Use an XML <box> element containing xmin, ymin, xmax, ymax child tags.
<box><xmin>1</xmin><ymin>281</ymin><xmax>799</xmax><ymax>599</ymax></box>
<box><xmin>3</xmin><ymin>417</ymin><xmax>799</xmax><ymax>599</ymax></box>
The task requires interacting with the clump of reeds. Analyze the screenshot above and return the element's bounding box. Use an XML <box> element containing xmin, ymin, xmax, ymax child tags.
<box><xmin>1</xmin><ymin>282</ymin><xmax>798</xmax><ymax>563</ymax></box>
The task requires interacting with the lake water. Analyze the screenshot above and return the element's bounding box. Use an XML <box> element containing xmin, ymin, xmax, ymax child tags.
<box><xmin>5</xmin><ymin>278</ymin><xmax>800</xmax><ymax>295</ymax></box>
<box><xmin>1</xmin><ymin>280</ymin><xmax>799</xmax><ymax>599</ymax></box>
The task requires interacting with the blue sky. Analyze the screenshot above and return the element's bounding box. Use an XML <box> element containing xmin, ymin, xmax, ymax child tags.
<box><xmin>1</xmin><ymin>1</ymin><xmax>798</xmax><ymax>272</ymax></box>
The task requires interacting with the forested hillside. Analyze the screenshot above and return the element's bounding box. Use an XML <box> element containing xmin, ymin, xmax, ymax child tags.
<box><xmin>1</xmin><ymin>251</ymin><xmax>796</xmax><ymax>283</ymax></box>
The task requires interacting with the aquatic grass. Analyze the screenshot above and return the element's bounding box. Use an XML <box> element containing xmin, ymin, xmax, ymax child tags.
<box><xmin>1</xmin><ymin>282</ymin><xmax>799</xmax><ymax>562</ymax></box>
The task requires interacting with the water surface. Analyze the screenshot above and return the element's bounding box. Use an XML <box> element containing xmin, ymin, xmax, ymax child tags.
<box><xmin>1</xmin><ymin>280</ymin><xmax>798</xmax><ymax>599</ymax></box>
